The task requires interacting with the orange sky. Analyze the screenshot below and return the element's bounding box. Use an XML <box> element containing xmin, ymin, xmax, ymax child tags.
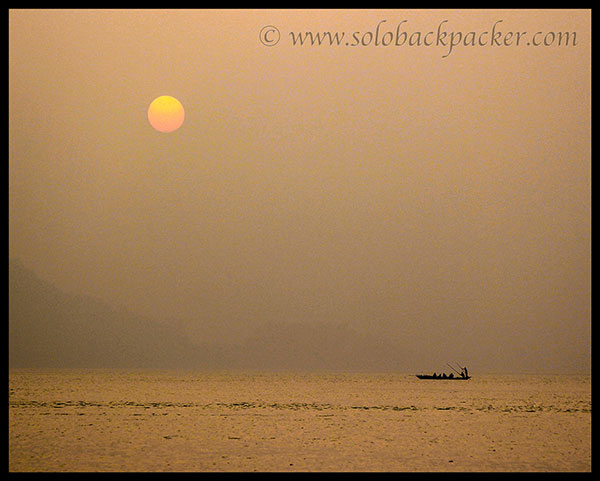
<box><xmin>9</xmin><ymin>10</ymin><xmax>590</xmax><ymax>372</ymax></box>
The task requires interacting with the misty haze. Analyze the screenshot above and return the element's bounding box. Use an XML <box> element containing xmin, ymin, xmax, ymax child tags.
<box><xmin>9</xmin><ymin>10</ymin><xmax>590</xmax><ymax>375</ymax></box>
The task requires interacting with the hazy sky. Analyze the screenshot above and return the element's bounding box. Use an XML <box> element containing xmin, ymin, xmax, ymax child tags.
<box><xmin>9</xmin><ymin>9</ymin><xmax>590</xmax><ymax>372</ymax></box>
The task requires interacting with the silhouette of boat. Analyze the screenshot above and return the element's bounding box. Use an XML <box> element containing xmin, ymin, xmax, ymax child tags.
<box><xmin>416</xmin><ymin>364</ymin><xmax>470</xmax><ymax>380</ymax></box>
<box><xmin>416</xmin><ymin>374</ymin><xmax>471</xmax><ymax>380</ymax></box>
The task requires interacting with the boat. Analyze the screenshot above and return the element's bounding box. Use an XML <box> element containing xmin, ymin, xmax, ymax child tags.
<box><xmin>416</xmin><ymin>374</ymin><xmax>470</xmax><ymax>380</ymax></box>
<box><xmin>416</xmin><ymin>363</ymin><xmax>471</xmax><ymax>380</ymax></box>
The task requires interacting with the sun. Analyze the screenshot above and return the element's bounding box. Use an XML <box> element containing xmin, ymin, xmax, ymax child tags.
<box><xmin>148</xmin><ymin>96</ymin><xmax>185</xmax><ymax>133</ymax></box>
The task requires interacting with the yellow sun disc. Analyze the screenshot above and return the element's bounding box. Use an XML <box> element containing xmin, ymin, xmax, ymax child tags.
<box><xmin>148</xmin><ymin>95</ymin><xmax>185</xmax><ymax>133</ymax></box>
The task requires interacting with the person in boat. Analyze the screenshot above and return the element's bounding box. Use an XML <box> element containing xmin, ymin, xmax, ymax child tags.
<box><xmin>433</xmin><ymin>372</ymin><xmax>438</xmax><ymax>378</ymax></box>
<box><xmin>463</xmin><ymin>366</ymin><xmax>469</xmax><ymax>378</ymax></box>
<box><xmin>448</xmin><ymin>373</ymin><xmax>454</xmax><ymax>378</ymax></box>
<box><xmin>441</xmin><ymin>373</ymin><xmax>447</xmax><ymax>378</ymax></box>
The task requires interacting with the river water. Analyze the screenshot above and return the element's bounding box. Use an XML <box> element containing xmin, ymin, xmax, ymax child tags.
<box><xmin>9</xmin><ymin>369</ymin><xmax>591</xmax><ymax>472</ymax></box>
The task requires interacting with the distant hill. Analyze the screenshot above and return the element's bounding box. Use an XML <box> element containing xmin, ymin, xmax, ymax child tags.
<box><xmin>8</xmin><ymin>259</ymin><xmax>214</xmax><ymax>368</ymax></box>
<box><xmin>9</xmin><ymin>259</ymin><xmax>404</xmax><ymax>371</ymax></box>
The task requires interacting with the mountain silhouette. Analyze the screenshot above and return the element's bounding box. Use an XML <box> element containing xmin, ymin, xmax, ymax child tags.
<box><xmin>9</xmin><ymin>259</ymin><xmax>212</xmax><ymax>368</ymax></box>
<box><xmin>9</xmin><ymin>259</ymin><xmax>404</xmax><ymax>371</ymax></box>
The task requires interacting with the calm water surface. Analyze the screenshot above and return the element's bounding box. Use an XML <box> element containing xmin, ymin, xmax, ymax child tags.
<box><xmin>9</xmin><ymin>370</ymin><xmax>591</xmax><ymax>472</ymax></box>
